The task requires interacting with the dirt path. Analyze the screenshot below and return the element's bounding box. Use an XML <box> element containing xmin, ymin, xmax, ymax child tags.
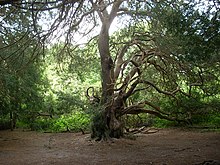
<box><xmin>0</xmin><ymin>128</ymin><xmax>220</xmax><ymax>165</ymax></box>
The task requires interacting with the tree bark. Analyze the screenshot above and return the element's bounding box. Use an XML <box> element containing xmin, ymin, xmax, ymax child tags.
<box><xmin>99</xmin><ymin>22</ymin><xmax>114</xmax><ymax>104</ymax></box>
<box><xmin>96</xmin><ymin>20</ymin><xmax>123</xmax><ymax>139</ymax></box>
<box><xmin>91</xmin><ymin>1</ymin><xmax>124</xmax><ymax>140</ymax></box>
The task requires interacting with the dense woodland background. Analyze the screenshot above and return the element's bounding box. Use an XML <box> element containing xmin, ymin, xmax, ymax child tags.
<box><xmin>0</xmin><ymin>0</ymin><xmax>219</xmax><ymax>139</ymax></box>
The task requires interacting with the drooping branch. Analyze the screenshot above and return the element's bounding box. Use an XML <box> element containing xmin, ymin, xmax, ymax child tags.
<box><xmin>141</xmin><ymin>100</ymin><xmax>169</xmax><ymax>116</ymax></box>
<box><xmin>1</xmin><ymin>0</ymin><xmax>81</xmax><ymax>11</ymax></box>
<box><xmin>140</xmin><ymin>80</ymin><xmax>180</xmax><ymax>97</ymax></box>
<box><xmin>0</xmin><ymin>0</ymin><xmax>20</xmax><ymax>6</ymax></box>
<box><xmin>121</xmin><ymin>104</ymin><xmax>186</xmax><ymax>123</ymax></box>
<box><xmin>124</xmin><ymin>108</ymin><xmax>177</xmax><ymax>121</ymax></box>
<box><xmin>0</xmin><ymin>29</ymin><xmax>29</xmax><ymax>51</ymax></box>
<box><xmin>118</xmin><ymin>5</ymin><xmax>152</xmax><ymax>18</ymax></box>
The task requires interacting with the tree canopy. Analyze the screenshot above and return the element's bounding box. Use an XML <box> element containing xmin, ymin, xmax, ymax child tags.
<box><xmin>0</xmin><ymin>0</ymin><xmax>219</xmax><ymax>139</ymax></box>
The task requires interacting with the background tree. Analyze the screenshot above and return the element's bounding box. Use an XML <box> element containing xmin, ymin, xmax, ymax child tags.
<box><xmin>149</xmin><ymin>0</ymin><xmax>220</xmax><ymax>124</ymax></box>
<box><xmin>0</xmin><ymin>1</ymin><xmax>48</xmax><ymax>130</ymax></box>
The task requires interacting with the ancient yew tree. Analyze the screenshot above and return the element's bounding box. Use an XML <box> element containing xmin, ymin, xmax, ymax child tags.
<box><xmin>1</xmin><ymin>0</ymin><xmax>219</xmax><ymax>138</ymax></box>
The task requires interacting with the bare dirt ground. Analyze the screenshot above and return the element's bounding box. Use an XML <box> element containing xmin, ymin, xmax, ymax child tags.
<box><xmin>0</xmin><ymin>128</ymin><xmax>220</xmax><ymax>165</ymax></box>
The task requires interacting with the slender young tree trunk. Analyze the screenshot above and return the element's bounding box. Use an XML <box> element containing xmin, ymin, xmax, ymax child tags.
<box><xmin>10</xmin><ymin>111</ymin><xmax>14</xmax><ymax>131</ymax></box>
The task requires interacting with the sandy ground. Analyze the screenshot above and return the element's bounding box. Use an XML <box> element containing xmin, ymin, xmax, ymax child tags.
<box><xmin>0</xmin><ymin>128</ymin><xmax>220</xmax><ymax>165</ymax></box>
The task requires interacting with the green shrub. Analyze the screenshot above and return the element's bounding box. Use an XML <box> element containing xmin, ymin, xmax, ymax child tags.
<box><xmin>16</xmin><ymin>120</ymin><xmax>30</xmax><ymax>129</ymax></box>
<box><xmin>191</xmin><ymin>112</ymin><xmax>220</xmax><ymax>128</ymax></box>
<box><xmin>17</xmin><ymin>111</ymin><xmax>91</xmax><ymax>132</ymax></box>
<box><xmin>0</xmin><ymin>117</ymin><xmax>11</xmax><ymax>130</ymax></box>
<box><xmin>51</xmin><ymin>111</ymin><xmax>90</xmax><ymax>132</ymax></box>
<box><xmin>153</xmin><ymin>118</ymin><xmax>178</xmax><ymax>128</ymax></box>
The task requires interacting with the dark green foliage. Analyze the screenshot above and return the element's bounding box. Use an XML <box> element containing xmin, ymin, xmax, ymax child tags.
<box><xmin>0</xmin><ymin>60</ymin><xmax>46</xmax><ymax>130</ymax></box>
<box><xmin>0</xmin><ymin>3</ymin><xmax>47</xmax><ymax>130</ymax></box>
<box><xmin>189</xmin><ymin>98</ymin><xmax>220</xmax><ymax>127</ymax></box>
<box><xmin>55</xmin><ymin>91</ymin><xmax>86</xmax><ymax>114</ymax></box>
<box><xmin>191</xmin><ymin>113</ymin><xmax>220</xmax><ymax>128</ymax></box>
<box><xmin>158</xmin><ymin>91</ymin><xmax>220</xmax><ymax>127</ymax></box>
<box><xmin>91</xmin><ymin>110</ymin><xmax>109</xmax><ymax>141</ymax></box>
<box><xmin>17</xmin><ymin>111</ymin><xmax>90</xmax><ymax>132</ymax></box>
<box><xmin>0</xmin><ymin>117</ymin><xmax>11</xmax><ymax>130</ymax></box>
<box><xmin>153</xmin><ymin>118</ymin><xmax>177</xmax><ymax>128</ymax></box>
<box><xmin>52</xmin><ymin>111</ymin><xmax>90</xmax><ymax>132</ymax></box>
<box><xmin>151</xmin><ymin>1</ymin><xmax>219</xmax><ymax>64</ymax></box>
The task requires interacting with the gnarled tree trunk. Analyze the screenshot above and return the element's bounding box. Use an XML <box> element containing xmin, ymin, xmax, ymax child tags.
<box><xmin>90</xmin><ymin>0</ymin><xmax>187</xmax><ymax>140</ymax></box>
<box><xmin>91</xmin><ymin>1</ymin><xmax>124</xmax><ymax>140</ymax></box>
